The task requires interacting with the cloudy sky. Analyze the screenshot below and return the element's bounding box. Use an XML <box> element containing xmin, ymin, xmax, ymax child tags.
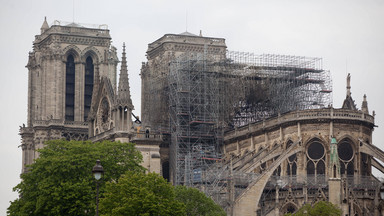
<box><xmin>1</xmin><ymin>0</ymin><xmax>383</xmax><ymax>214</ymax></box>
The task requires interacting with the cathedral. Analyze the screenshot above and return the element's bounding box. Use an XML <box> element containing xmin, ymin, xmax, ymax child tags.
<box><xmin>20</xmin><ymin>18</ymin><xmax>384</xmax><ymax>216</ymax></box>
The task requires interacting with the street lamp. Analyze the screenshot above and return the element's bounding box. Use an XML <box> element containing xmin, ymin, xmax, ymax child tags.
<box><xmin>92</xmin><ymin>160</ymin><xmax>104</xmax><ymax>216</ymax></box>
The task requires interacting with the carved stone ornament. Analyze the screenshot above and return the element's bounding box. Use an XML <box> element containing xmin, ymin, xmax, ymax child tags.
<box><xmin>97</xmin><ymin>97</ymin><xmax>111</xmax><ymax>131</ymax></box>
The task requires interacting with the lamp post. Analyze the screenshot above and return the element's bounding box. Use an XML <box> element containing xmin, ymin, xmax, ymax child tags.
<box><xmin>92</xmin><ymin>160</ymin><xmax>104</xmax><ymax>216</ymax></box>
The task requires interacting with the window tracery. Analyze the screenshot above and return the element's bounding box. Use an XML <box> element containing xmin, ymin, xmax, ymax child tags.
<box><xmin>286</xmin><ymin>140</ymin><xmax>297</xmax><ymax>176</ymax></box>
<box><xmin>306</xmin><ymin>139</ymin><xmax>326</xmax><ymax>180</ymax></box>
<box><xmin>338</xmin><ymin>139</ymin><xmax>355</xmax><ymax>176</ymax></box>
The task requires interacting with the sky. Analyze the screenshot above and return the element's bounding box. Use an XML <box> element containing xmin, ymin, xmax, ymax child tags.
<box><xmin>1</xmin><ymin>0</ymin><xmax>383</xmax><ymax>214</ymax></box>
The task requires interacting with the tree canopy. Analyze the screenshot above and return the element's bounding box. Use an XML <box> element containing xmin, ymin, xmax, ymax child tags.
<box><xmin>100</xmin><ymin>172</ymin><xmax>226</xmax><ymax>216</ymax></box>
<box><xmin>174</xmin><ymin>185</ymin><xmax>226</xmax><ymax>216</ymax></box>
<box><xmin>8</xmin><ymin>139</ymin><xmax>226</xmax><ymax>216</ymax></box>
<box><xmin>8</xmin><ymin>140</ymin><xmax>144</xmax><ymax>216</ymax></box>
<box><xmin>284</xmin><ymin>201</ymin><xmax>342</xmax><ymax>216</ymax></box>
<box><xmin>100</xmin><ymin>171</ymin><xmax>185</xmax><ymax>216</ymax></box>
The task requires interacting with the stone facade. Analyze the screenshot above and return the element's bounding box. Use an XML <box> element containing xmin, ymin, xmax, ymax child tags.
<box><xmin>140</xmin><ymin>32</ymin><xmax>227</xmax><ymax>131</ymax></box>
<box><xmin>20</xmin><ymin>18</ymin><xmax>161</xmax><ymax>174</ymax></box>
<box><xmin>20</xmin><ymin>18</ymin><xmax>384</xmax><ymax>216</ymax></box>
<box><xmin>221</xmin><ymin>99</ymin><xmax>384</xmax><ymax>215</ymax></box>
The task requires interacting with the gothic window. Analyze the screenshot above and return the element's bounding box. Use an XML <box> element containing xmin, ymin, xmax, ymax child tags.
<box><xmin>286</xmin><ymin>140</ymin><xmax>297</xmax><ymax>177</ymax></box>
<box><xmin>317</xmin><ymin>160</ymin><xmax>325</xmax><ymax>175</ymax></box>
<box><xmin>284</xmin><ymin>204</ymin><xmax>296</xmax><ymax>214</ymax></box>
<box><xmin>65</xmin><ymin>55</ymin><xmax>75</xmax><ymax>121</ymax></box>
<box><xmin>360</xmin><ymin>153</ymin><xmax>370</xmax><ymax>176</ymax></box>
<box><xmin>306</xmin><ymin>139</ymin><xmax>326</xmax><ymax>180</ymax></box>
<box><xmin>273</xmin><ymin>165</ymin><xmax>281</xmax><ymax>176</ymax></box>
<box><xmin>338</xmin><ymin>139</ymin><xmax>355</xmax><ymax>177</ymax></box>
<box><xmin>307</xmin><ymin>160</ymin><xmax>315</xmax><ymax>175</ymax></box>
<box><xmin>84</xmin><ymin>56</ymin><xmax>94</xmax><ymax>121</ymax></box>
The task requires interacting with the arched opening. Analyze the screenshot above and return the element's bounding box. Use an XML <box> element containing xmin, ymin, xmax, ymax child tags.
<box><xmin>338</xmin><ymin>139</ymin><xmax>355</xmax><ymax>177</ymax></box>
<box><xmin>317</xmin><ymin>160</ymin><xmax>325</xmax><ymax>175</ymax></box>
<box><xmin>285</xmin><ymin>140</ymin><xmax>297</xmax><ymax>177</ymax></box>
<box><xmin>347</xmin><ymin>161</ymin><xmax>354</xmax><ymax>176</ymax></box>
<box><xmin>338</xmin><ymin>140</ymin><xmax>354</xmax><ymax>161</ymax></box>
<box><xmin>287</xmin><ymin>205</ymin><xmax>296</xmax><ymax>214</ymax></box>
<box><xmin>65</xmin><ymin>55</ymin><xmax>75</xmax><ymax>121</ymax></box>
<box><xmin>306</xmin><ymin>139</ymin><xmax>326</xmax><ymax>179</ymax></box>
<box><xmin>273</xmin><ymin>165</ymin><xmax>281</xmax><ymax>176</ymax></box>
<box><xmin>84</xmin><ymin>56</ymin><xmax>94</xmax><ymax>121</ymax></box>
<box><xmin>333</xmin><ymin>165</ymin><xmax>337</xmax><ymax>178</ymax></box>
<box><xmin>360</xmin><ymin>153</ymin><xmax>370</xmax><ymax>176</ymax></box>
<box><xmin>307</xmin><ymin>160</ymin><xmax>315</xmax><ymax>175</ymax></box>
<box><xmin>162</xmin><ymin>161</ymin><xmax>170</xmax><ymax>182</ymax></box>
<box><xmin>282</xmin><ymin>203</ymin><xmax>297</xmax><ymax>214</ymax></box>
<box><xmin>291</xmin><ymin>163</ymin><xmax>297</xmax><ymax>175</ymax></box>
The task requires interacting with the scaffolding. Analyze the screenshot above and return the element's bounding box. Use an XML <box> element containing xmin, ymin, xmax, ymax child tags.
<box><xmin>165</xmin><ymin>49</ymin><xmax>332</xmax><ymax>186</ymax></box>
<box><xmin>169</xmin><ymin>51</ymin><xmax>223</xmax><ymax>186</ymax></box>
<box><xmin>221</xmin><ymin>51</ymin><xmax>332</xmax><ymax>127</ymax></box>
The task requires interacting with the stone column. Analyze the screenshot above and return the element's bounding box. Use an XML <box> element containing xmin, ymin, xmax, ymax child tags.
<box><xmin>74</xmin><ymin>62</ymin><xmax>84</xmax><ymax>121</ymax></box>
<box><xmin>275</xmin><ymin>186</ymin><xmax>280</xmax><ymax>216</ymax></box>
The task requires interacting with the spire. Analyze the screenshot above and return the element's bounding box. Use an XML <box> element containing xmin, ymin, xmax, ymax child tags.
<box><xmin>117</xmin><ymin>43</ymin><xmax>133</xmax><ymax>109</ymax></box>
<box><xmin>342</xmin><ymin>73</ymin><xmax>357</xmax><ymax>110</ymax></box>
<box><xmin>329</xmin><ymin>137</ymin><xmax>341</xmax><ymax>178</ymax></box>
<box><xmin>361</xmin><ymin>94</ymin><xmax>369</xmax><ymax>114</ymax></box>
<box><xmin>40</xmin><ymin>17</ymin><xmax>49</xmax><ymax>34</ymax></box>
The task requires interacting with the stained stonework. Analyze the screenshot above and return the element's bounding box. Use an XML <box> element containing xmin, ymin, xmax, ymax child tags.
<box><xmin>21</xmin><ymin>18</ymin><xmax>384</xmax><ymax>216</ymax></box>
<box><xmin>21</xmin><ymin>18</ymin><xmax>117</xmax><ymax>173</ymax></box>
<box><xmin>140</xmin><ymin>33</ymin><xmax>227</xmax><ymax>131</ymax></box>
<box><xmin>219</xmin><ymin>107</ymin><xmax>384</xmax><ymax>216</ymax></box>
<box><xmin>21</xmin><ymin>18</ymin><xmax>163</xmax><ymax>175</ymax></box>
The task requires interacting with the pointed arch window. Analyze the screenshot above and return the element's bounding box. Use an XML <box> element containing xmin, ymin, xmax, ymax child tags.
<box><xmin>65</xmin><ymin>55</ymin><xmax>75</xmax><ymax>121</ymax></box>
<box><xmin>338</xmin><ymin>139</ymin><xmax>355</xmax><ymax>177</ymax></box>
<box><xmin>306</xmin><ymin>139</ymin><xmax>326</xmax><ymax>182</ymax></box>
<box><xmin>286</xmin><ymin>140</ymin><xmax>297</xmax><ymax>177</ymax></box>
<box><xmin>84</xmin><ymin>56</ymin><xmax>94</xmax><ymax>121</ymax></box>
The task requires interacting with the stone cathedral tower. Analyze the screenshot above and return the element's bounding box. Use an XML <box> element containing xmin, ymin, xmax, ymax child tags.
<box><xmin>20</xmin><ymin>18</ymin><xmax>161</xmax><ymax>174</ymax></box>
<box><xmin>19</xmin><ymin>18</ymin><xmax>119</xmax><ymax>173</ymax></box>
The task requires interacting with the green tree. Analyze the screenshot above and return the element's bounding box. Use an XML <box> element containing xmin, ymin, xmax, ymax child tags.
<box><xmin>100</xmin><ymin>171</ymin><xmax>185</xmax><ymax>216</ymax></box>
<box><xmin>174</xmin><ymin>186</ymin><xmax>226</xmax><ymax>216</ymax></box>
<box><xmin>8</xmin><ymin>140</ymin><xmax>144</xmax><ymax>216</ymax></box>
<box><xmin>284</xmin><ymin>201</ymin><xmax>342</xmax><ymax>216</ymax></box>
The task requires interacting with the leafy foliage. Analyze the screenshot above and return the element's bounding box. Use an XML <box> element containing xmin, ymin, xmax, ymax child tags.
<box><xmin>174</xmin><ymin>186</ymin><xmax>226</xmax><ymax>216</ymax></box>
<box><xmin>100</xmin><ymin>171</ymin><xmax>185</xmax><ymax>216</ymax></box>
<box><xmin>8</xmin><ymin>140</ymin><xmax>144</xmax><ymax>216</ymax></box>
<box><xmin>284</xmin><ymin>201</ymin><xmax>342</xmax><ymax>216</ymax></box>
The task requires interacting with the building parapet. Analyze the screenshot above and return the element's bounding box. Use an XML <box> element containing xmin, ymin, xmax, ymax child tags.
<box><xmin>133</xmin><ymin>132</ymin><xmax>163</xmax><ymax>141</ymax></box>
<box><xmin>35</xmin><ymin>22</ymin><xmax>110</xmax><ymax>43</ymax></box>
<box><xmin>147</xmin><ymin>33</ymin><xmax>226</xmax><ymax>55</ymax></box>
<box><xmin>32</xmin><ymin>119</ymin><xmax>88</xmax><ymax>128</ymax></box>
<box><xmin>224</xmin><ymin>108</ymin><xmax>375</xmax><ymax>142</ymax></box>
<box><xmin>264</xmin><ymin>175</ymin><xmax>380</xmax><ymax>190</ymax></box>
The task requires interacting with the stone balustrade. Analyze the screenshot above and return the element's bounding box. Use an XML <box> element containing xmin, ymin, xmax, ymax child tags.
<box><xmin>35</xmin><ymin>24</ymin><xmax>110</xmax><ymax>43</ymax></box>
<box><xmin>148</xmin><ymin>33</ymin><xmax>226</xmax><ymax>50</ymax></box>
<box><xmin>32</xmin><ymin>119</ymin><xmax>88</xmax><ymax>128</ymax></box>
<box><xmin>224</xmin><ymin>108</ymin><xmax>375</xmax><ymax>142</ymax></box>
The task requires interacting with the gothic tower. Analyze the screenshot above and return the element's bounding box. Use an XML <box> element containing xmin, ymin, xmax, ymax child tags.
<box><xmin>20</xmin><ymin>17</ymin><xmax>118</xmax><ymax>173</ymax></box>
<box><xmin>140</xmin><ymin>32</ymin><xmax>227</xmax><ymax>131</ymax></box>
